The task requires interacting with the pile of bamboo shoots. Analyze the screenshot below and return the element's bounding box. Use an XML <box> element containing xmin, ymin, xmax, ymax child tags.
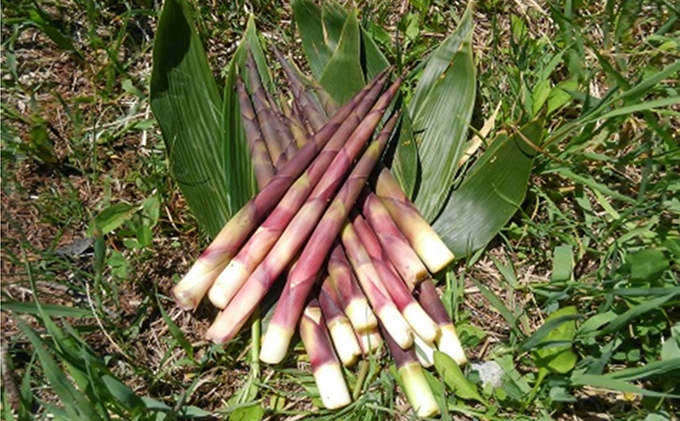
<box><xmin>171</xmin><ymin>48</ymin><xmax>466</xmax><ymax>418</ymax></box>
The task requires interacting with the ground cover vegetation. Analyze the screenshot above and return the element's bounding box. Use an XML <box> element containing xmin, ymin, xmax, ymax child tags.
<box><xmin>1</xmin><ymin>0</ymin><xmax>679</xmax><ymax>420</ymax></box>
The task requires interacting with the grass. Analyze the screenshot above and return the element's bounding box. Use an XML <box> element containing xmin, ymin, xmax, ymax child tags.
<box><xmin>1</xmin><ymin>0</ymin><xmax>679</xmax><ymax>420</ymax></box>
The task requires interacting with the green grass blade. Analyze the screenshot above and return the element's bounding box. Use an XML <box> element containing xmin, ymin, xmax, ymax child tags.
<box><xmin>603</xmin><ymin>358</ymin><xmax>680</xmax><ymax>382</ymax></box>
<box><xmin>150</xmin><ymin>0</ymin><xmax>231</xmax><ymax>237</ymax></box>
<box><xmin>1</xmin><ymin>301</ymin><xmax>94</xmax><ymax>318</ymax></box>
<box><xmin>410</xmin><ymin>6</ymin><xmax>476</xmax><ymax>220</ymax></box>
<box><xmin>157</xmin><ymin>296</ymin><xmax>194</xmax><ymax>361</ymax></box>
<box><xmin>389</xmin><ymin>112</ymin><xmax>419</xmax><ymax>199</ymax></box>
<box><xmin>571</xmin><ymin>373</ymin><xmax>680</xmax><ymax>399</ymax></box>
<box><xmin>17</xmin><ymin>319</ymin><xmax>103</xmax><ymax>421</ymax></box>
<box><xmin>433</xmin><ymin>118</ymin><xmax>544</xmax><ymax>257</ymax></box>
<box><xmin>319</xmin><ymin>11</ymin><xmax>365</xmax><ymax>105</ymax></box>
<box><xmin>469</xmin><ymin>279</ymin><xmax>522</xmax><ymax>338</ymax></box>
<box><xmin>593</xmin><ymin>96</ymin><xmax>680</xmax><ymax>121</ymax></box>
<box><xmin>599</xmin><ymin>288</ymin><xmax>680</xmax><ymax>336</ymax></box>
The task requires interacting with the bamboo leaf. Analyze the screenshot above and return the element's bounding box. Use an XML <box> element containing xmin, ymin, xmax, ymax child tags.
<box><xmin>150</xmin><ymin>0</ymin><xmax>256</xmax><ymax>237</ymax></box>
<box><xmin>433</xmin><ymin>118</ymin><xmax>544</xmax><ymax>257</ymax></box>
<box><xmin>360</xmin><ymin>28</ymin><xmax>390</xmax><ymax>79</ymax></box>
<box><xmin>150</xmin><ymin>0</ymin><xmax>229</xmax><ymax>237</ymax></box>
<box><xmin>319</xmin><ymin>11</ymin><xmax>365</xmax><ymax>104</ymax></box>
<box><xmin>410</xmin><ymin>6</ymin><xmax>476</xmax><ymax>219</ymax></box>
<box><xmin>321</xmin><ymin>1</ymin><xmax>348</xmax><ymax>53</ymax></box>
<box><xmin>389</xmin><ymin>112</ymin><xmax>419</xmax><ymax>199</ymax></box>
<box><xmin>292</xmin><ymin>0</ymin><xmax>331</xmax><ymax>80</ymax></box>
<box><xmin>410</xmin><ymin>6</ymin><xmax>474</xmax><ymax>114</ymax></box>
<box><xmin>294</xmin><ymin>0</ymin><xmax>388</xmax><ymax>86</ymax></box>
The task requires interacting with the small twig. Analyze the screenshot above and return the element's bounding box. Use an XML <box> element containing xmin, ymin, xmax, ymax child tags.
<box><xmin>458</xmin><ymin>101</ymin><xmax>502</xmax><ymax>168</ymax></box>
<box><xmin>85</xmin><ymin>283</ymin><xmax>133</xmax><ymax>361</ymax></box>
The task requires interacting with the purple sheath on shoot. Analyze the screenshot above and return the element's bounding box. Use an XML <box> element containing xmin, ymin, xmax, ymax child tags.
<box><xmin>204</xmin><ymin>81</ymin><xmax>401</xmax><ymax>345</ymax></box>
<box><xmin>259</xmin><ymin>114</ymin><xmax>400</xmax><ymax>364</ymax></box>
<box><xmin>379</xmin><ymin>323</ymin><xmax>440</xmax><ymax>418</ymax></box>
<box><xmin>206</xmin><ymin>74</ymin><xmax>394</xmax><ymax>310</ymax></box>
<box><xmin>235</xmin><ymin>76</ymin><xmax>275</xmax><ymax>188</ymax></box>
<box><xmin>299</xmin><ymin>298</ymin><xmax>352</xmax><ymax>409</ymax></box>
<box><xmin>340</xmin><ymin>221</ymin><xmax>413</xmax><ymax>350</ymax></box>
<box><xmin>359</xmin><ymin>190</ymin><xmax>429</xmax><ymax>288</ymax></box>
<box><xmin>171</xmin><ymin>71</ymin><xmax>382</xmax><ymax>311</ymax></box>
<box><xmin>318</xmin><ymin>277</ymin><xmax>361</xmax><ymax>367</ymax></box>
<box><xmin>350</xmin><ymin>211</ymin><xmax>439</xmax><ymax>344</ymax></box>
<box><xmin>416</xmin><ymin>279</ymin><xmax>467</xmax><ymax>365</ymax></box>
<box><xmin>272</xmin><ymin>46</ymin><xmax>328</xmax><ymax>131</ymax></box>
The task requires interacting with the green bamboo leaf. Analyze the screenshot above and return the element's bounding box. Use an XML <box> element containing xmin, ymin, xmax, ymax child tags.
<box><xmin>150</xmin><ymin>0</ymin><xmax>231</xmax><ymax>237</ymax></box>
<box><xmin>433</xmin><ymin>118</ymin><xmax>544</xmax><ymax>258</ymax></box>
<box><xmin>390</xmin><ymin>112</ymin><xmax>419</xmax><ymax>198</ymax></box>
<box><xmin>360</xmin><ymin>28</ymin><xmax>390</xmax><ymax>79</ymax></box>
<box><xmin>410</xmin><ymin>7</ymin><xmax>476</xmax><ymax>219</ymax></box>
<box><xmin>319</xmin><ymin>11</ymin><xmax>365</xmax><ymax>105</ymax></box>
<box><xmin>321</xmin><ymin>1</ymin><xmax>348</xmax><ymax>53</ymax></box>
<box><xmin>410</xmin><ymin>6</ymin><xmax>474</xmax><ymax>114</ymax></box>
<box><xmin>292</xmin><ymin>0</ymin><xmax>331</xmax><ymax>80</ymax></box>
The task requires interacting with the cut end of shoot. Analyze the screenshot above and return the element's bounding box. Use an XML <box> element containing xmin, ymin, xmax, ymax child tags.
<box><xmin>377</xmin><ymin>305</ymin><xmax>413</xmax><ymax>349</ymax></box>
<box><xmin>313</xmin><ymin>363</ymin><xmax>352</xmax><ymax>409</ymax></box>
<box><xmin>402</xmin><ymin>302</ymin><xmax>440</xmax><ymax>344</ymax></box>
<box><xmin>345</xmin><ymin>298</ymin><xmax>378</xmax><ymax>331</ymax></box>
<box><xmin>399</xmin><ymin>361</ymin><xmax>440</xmax><ymax>418</ymax></box>
<box><xmin>260</xmin><ymin>324</ymin><xmax>294</xmax><ymax>364</ymax></box>
<box><xmin>437</xmin><ymin>324</ymin><xmax>467</xmax><ymax>366</ymax></box>
<box><xmin>327</xmin><ymin>318</ymin><xmax>362</xmax><ymax>366</ymax></box>
<box><xmin>415</xmin><ymin>234</ymin><xmax>455</xmax><ymax>274</ymax></box>
<box><xmin>208</xmin><ymin>260</ymin><xmax>249</xmax><ymax>309</ymax></box>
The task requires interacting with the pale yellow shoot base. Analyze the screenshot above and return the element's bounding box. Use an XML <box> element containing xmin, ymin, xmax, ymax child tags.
<box><xmin>400</xmin><ymin>362</ymin><xmax>440</xmax><ymax>418</ymax></box>
<box><xmin>260</xmin><ymin>324</ymin><xmax>294</xmax><ymax>364</ymax></box>
<box><xmin>328</xmin><ymin>319</ymin><xmax>362</xmax><ymax>366</ymax></box>
<box><xmin>358</xmin><ymin>329</ymin><xmax>383</xmax><ymax>354</ymax></box>
<box><xmin>378</xmin><ymin>305</ymin><xmax>413</xmax><ymax>349</ymax></box>
<box><xmin>208</xmin><ymin>259</ymin><xmax>249</xmax><ymax>309</ymax></box>
<box><xmin>313</xmin><ymin>363</ymin><xmax>352</xmax><ymax>409</ymax></box>
<box><xmin>345</xmin><ymin>298</ymin><xmax>378</xmax><ymax>331</ymax></box>
<box><xmin>415</xmin><ymin>235</ymin><xmax>455</xmax><ymax>274</ymax></box>
<box><xmin>402</xmin><ymin>303</ymin><xmax>439</xmax><ymax>343</ymax></box>
<box><xmin>437</xmin><ymin>324</ymin><xmax>467</xmax><ymax>366</ymax></box>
